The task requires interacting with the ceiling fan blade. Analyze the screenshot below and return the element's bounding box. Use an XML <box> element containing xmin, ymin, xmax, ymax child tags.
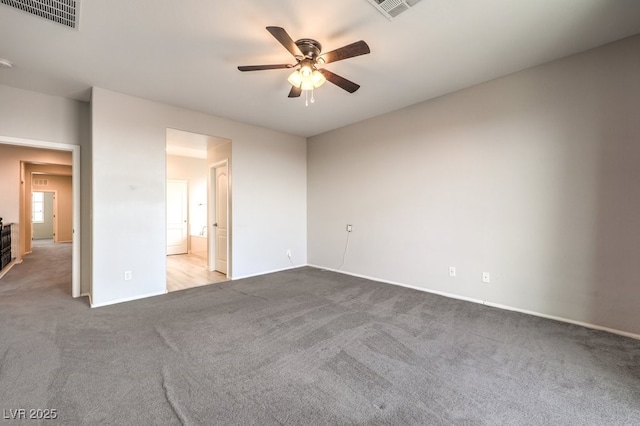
<box><xmin>318</xmin><ymin>69</ymin><xmax>361</xmax><ymax>93</ymax></box>
<box><xmin>288</xmin><ymin>86</ymin><xmax>302</xmax><ymax>98</ymax></box>
<box><xmin>266</xmin><ymin>26</ymin><xmax>303</xmax><ymax>57</ymax></box>
<box><xmin>320</xmin><ymin>40</ymin><xmax>370</xmax><ymax>64</ymax></box>
<box><xmin>237</xmin><ymin>64</ymin><xmax>293</xmax><ymax>72</ymax></box>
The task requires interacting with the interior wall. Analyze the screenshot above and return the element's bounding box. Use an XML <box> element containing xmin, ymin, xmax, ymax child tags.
<box><xmin>91</xmin><ymin>88</ymin><xmax>307</xmax><ymax>306</ymax></box>
<box><xmin>0</xmin><ymin>84</ymin><xmax>88</xmax><ymax>145</ymax></box>
<box><xmin>0</xmin><ymin>84</ymin><xmax>91</xmax><ymax>295</ymax></box>
<box><xmin>307</xmin><ymin>34</ymin><xmax>640</xmax><ymax>336</ymax></box>
<box><xmin>166</xmin><ymin>154</ymin><xmax>208</xmax><ymax>242</ymax></box>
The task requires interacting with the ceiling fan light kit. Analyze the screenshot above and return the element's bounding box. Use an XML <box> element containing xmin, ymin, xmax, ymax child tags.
<box><xmin>238</xmin><ymin>26</ymin><xmax>370</xmax><ymax>105</ymax></box>
<box><xmin>287</xmin><ymin>61</ymin><xmax>326</xmax><ymax>90</ymax></box>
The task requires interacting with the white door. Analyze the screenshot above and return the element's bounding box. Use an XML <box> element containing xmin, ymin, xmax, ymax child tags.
<box><xmin>167</xmin><ymin>179</ymin><xmax>188</xmax><ymax>255</ymax></box>
<box><xmin>214</xmin><ymin>165</ymin><xmax>228</xmax><ymax>274</ymax></box>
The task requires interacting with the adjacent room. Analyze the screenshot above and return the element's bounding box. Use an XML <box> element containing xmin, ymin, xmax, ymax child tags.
<box><xmin>0</xmin><ymin>0</ymin><xmax>639</xmax><ymax>424</ymax></box>
<box><xmin>165</xmin><ymin>128</ymin><xmax>229</xmax><ymax>292</ymax></box>
<box><xmin>0</xmin><ymin>144</ymin><xmax>75</xmax><ymax>279</ymax></box>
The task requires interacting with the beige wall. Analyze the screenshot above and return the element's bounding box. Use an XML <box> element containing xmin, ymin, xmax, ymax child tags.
<box><xmin>0</xmin><ymin>145</ymin><xmax>72</xmax><ymax>223</ymax></box>
<box><xmin>308</xmin><ymin>34</ymin><xmax>640</xmax><ymax>336</ymax></box>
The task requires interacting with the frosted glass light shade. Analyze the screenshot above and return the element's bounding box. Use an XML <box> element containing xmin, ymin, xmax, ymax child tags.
<box><xmin>287</xmin><ymin>70</ymin><xmax>302</xmax><ymax>88</ymax></box>
<box><xmin>311</xmin><ymin>70</ymin><xmax>326</xmax><ymax>88</ymax></box>
<box><xmin>287</xmin><ymin>68</ymin><xmax>327</xmax><ymax>90</ymax></box>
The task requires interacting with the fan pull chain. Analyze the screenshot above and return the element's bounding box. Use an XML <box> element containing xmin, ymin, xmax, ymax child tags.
<box><xmin>304</xmin><ymin>89</ymin><xmax>316</xmax><ymax>107</ymax></box>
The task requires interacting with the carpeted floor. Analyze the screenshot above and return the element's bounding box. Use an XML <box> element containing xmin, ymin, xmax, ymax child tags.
<box><xmin>0</xmin><ymin>243</ymin><xmax>639</xmax><ymax>425</ymax></box>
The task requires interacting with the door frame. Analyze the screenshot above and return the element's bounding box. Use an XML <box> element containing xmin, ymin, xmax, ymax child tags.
<box><xmin>31</xmin><ymin>189</ymin><xmax>58</xmax><ymax>242</ymax></box>
<box><xmin>208</xmin><ymin>159</ymin><xmax>230</xmax><ymax>278</ymax></box>
<box><xmin>0</xmin><ymin>135</ymin><xmax>81</xmax><ymax>298</ymax></box>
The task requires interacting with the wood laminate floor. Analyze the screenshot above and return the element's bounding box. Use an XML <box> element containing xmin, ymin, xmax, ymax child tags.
<box><xmin>166</xmin><ymin>253</ymin><xmax>227</xmax><ymax>292</ymax></box>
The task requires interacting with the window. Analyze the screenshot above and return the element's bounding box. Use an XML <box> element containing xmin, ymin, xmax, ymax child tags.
<box><xmin>32</xmin><ymin>192</ymin><xmax>44</xmax><ymax>223</ymax></box>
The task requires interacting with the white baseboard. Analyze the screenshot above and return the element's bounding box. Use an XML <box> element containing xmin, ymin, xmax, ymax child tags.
<box><xmin>308</xmin><ymin>264</ymin><xmax>640</xmax><ymax>341</ymax></box>
<box><xmin>232</xmin><ymin>264</ymin><xmax>303</xmax><ymax>281</ymax></box>
<box><xmin>484</xmin><ymin>302</ymin><xmax>640</xmax><ymax>341</ymax></box>
<box><xmin>90</xmin><ymin>289</ymin><xmax>168</xmax><ymax>308</ymax></box>
<box><xmin>309</xmin><ymin>264</ymin><xmax>485</xmax><ymax>304</ymax></box>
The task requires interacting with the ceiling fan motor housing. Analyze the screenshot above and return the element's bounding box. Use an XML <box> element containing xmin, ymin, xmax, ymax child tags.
<box><xmin>295</xmin><ymin>38</ymin><xmax>322</xmax><ymax>59</ymax></box>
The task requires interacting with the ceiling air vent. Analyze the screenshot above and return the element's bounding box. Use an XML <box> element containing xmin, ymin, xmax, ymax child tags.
<box><xmin>1</xmin><ymin>0</ymin><xmax>79</xmax><ymax>29</ymax></box>
<box><xmin>367</xmin><ymin>0</ymin><xmax>422</xmax><ymax>20</ymax></box>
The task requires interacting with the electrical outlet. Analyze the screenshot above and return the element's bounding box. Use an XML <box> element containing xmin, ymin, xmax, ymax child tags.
<box><xmin>124</xmin><ymin>270</ymin><xmax>132</xmax><ymax>281</ymax></box>
<box><xmin>286</xmin><ymin>249</ymin><xmax>292</xmax><ymax>258</ymax></box>
<box><xmin>449</xmin><ymin>267</ymin><xmax>456</xmax><ymax>277</ymax></box>
<box><xmin>346</xmin><ymin>224</ymin><xmax>353</xmax><ymax>232</ymax></box>
<box><xmin>482</xmin><ymin>272</ymin><xmax>490</xmax><ymax>283</ymax></box>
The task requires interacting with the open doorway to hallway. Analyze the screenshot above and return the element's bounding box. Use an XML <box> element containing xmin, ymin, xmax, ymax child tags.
<box><xmin>0</xmin><ymin>141</ymin><xmax>79</xmax><ymax>298</ymax></box>
<box><xmin>165</xmin><ymin>128</ymin><xmax>231</xmax><ymax>292</ymax></box>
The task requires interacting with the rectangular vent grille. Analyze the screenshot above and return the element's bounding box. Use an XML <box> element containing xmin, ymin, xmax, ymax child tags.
<box><xmin>33</xmin><ymin>178</ymin><xmax>48</xmax><ymax>186</ymax></box>
<box><xmin>1</xmin><ymin>0</ymin><xmax>78</xmax><ymax>29</ymax></box>
<box><xmin>367</xmin><ymin>0</ymin><xmax>422</xmax><ymax>20</ymax></box>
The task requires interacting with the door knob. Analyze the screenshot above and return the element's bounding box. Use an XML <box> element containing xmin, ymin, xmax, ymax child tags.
<box><xmin>213</xmin><ymin>223</ymin><xmax>218</xmax><ymax>227</ymax></box>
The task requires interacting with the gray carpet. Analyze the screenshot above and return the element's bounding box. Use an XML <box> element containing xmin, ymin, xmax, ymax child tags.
<box><xmin>0</xmin><ymin>243</ymin><xmax>639</xmax><ymax>425</ymax></box>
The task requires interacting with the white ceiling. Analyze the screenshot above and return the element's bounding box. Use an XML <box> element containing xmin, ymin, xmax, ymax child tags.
<box><xmin>166</xmin><ymin>128</ymin><xmax>228</xmax><ymax>159</ymax></box>
<box><xmin>1</xmin><ymin>0</ymin><xmax>640</xmax><ymax>138</ymax></box>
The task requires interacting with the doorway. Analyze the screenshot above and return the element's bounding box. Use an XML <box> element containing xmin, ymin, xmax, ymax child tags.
<box><xmin>165</xmin><ymin>129</ymin><xmax>230</xmax><ymax>292</ymax></box>
<box><xmin>0</xmin><ymin>137</ymin><xmax>81</xmax><ymax>298</ymax></box>
<box><xmin>32</xmin><ymin>190</ymin><xmax>57</xmax><ymax>242</ymax></box>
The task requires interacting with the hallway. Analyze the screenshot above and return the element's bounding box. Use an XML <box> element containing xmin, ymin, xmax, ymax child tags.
<box><xmin>0</xmin><ymin>240</ymin><xmax>73</xmax><ymax>296</ymax></box>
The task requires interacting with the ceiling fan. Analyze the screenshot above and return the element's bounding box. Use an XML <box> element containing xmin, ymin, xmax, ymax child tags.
<box><xmin>238</xmin><ymin>26</ymin><xmax>370</xmax><ymax>103</ymax></box>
